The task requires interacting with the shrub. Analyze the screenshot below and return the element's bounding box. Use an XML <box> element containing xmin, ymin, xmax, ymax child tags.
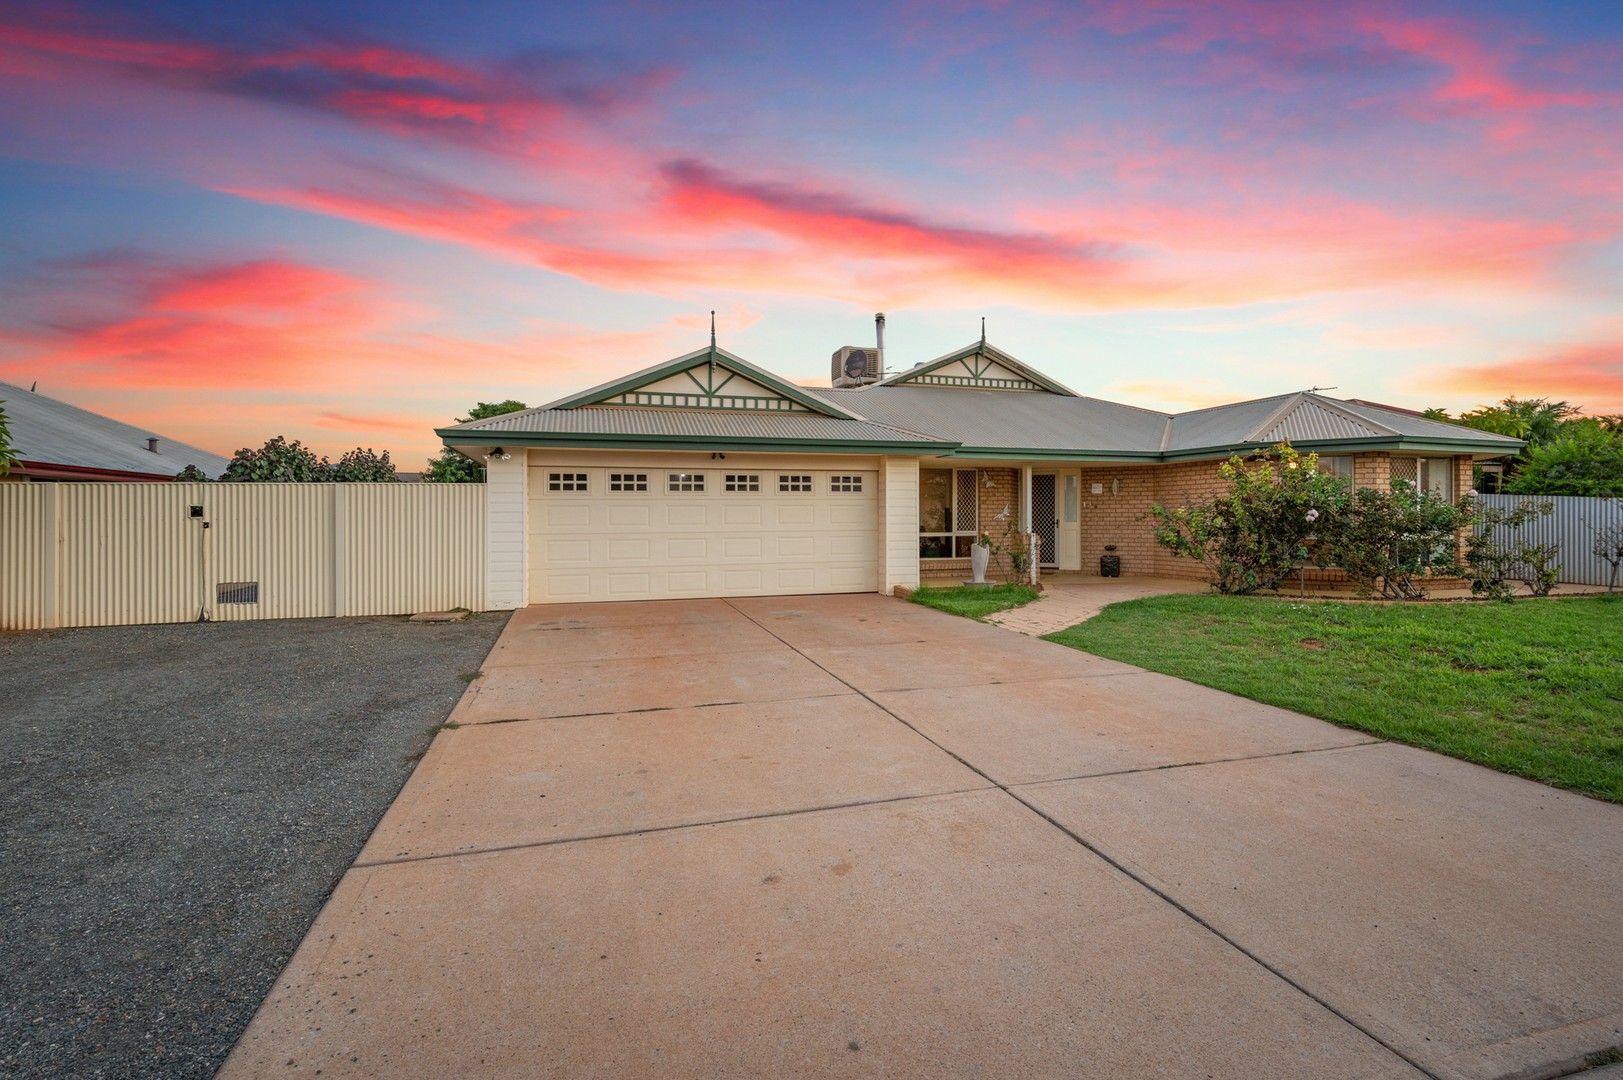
<box><xmin>1586</xmin><ymin>518</ymin><xmax>1623</xmax><ymax>593</ymax></box>
<box><xmin>222</xmin><ymin>436</ymin><xmax>330</xmax><ymax>482</ymax></box>
<box><xmin>1467</xmin><ymin>499</ymin><xmax>1558</xmax><ymax>600</ymax></box>
<box><xmin>1147</xmin><ymin>444</ymin><xmax>1349</xmax><ymax>595</ymax></box>
<box><xmin>331</xmin><ymin>447</ymin><xmax>398</xmax><ymax>482</ymax></box>
<box><xmin>1506</xmin><ymin>422</ymin><xmax>1623</xmax><ymax>497</ymax></box>
<box><xmin>1315</xmin><ymin>481</ymin><xmax>1470</xmax><ymax>599</ymax></box>
<box><xmin>174</xmin><ymin>464</ymin><xmax>214</xmax><ymax>482</ymax></box>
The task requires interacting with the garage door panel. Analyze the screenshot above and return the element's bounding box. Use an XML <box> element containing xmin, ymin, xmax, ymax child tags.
<box><xmin>666</xmin><ymin>537</ymin><xmax>708</xmax><ymax>560</ymax></box>
<box><xmin>531</xmin><ymin>464</ymin><xmax>879</xmax><ymax>603</ymax></box>
<box><xmin>607</xmin><ymin>504</ymin><xmax>650</xmax><ymax>527</ymax></box>
<box><xmin>546</xmin><ymin>504</ymin><xmax>591</xmax><ymax>528</ymax></box>
<box><xmin>665</xmin><ymin>504</ymin><xmax>708</xmax><ymax>526</ymax></box>
<box><xmin>607</xmin><ymin>538</ymin><xmax>651</xmax><ymax>561</ymax></box>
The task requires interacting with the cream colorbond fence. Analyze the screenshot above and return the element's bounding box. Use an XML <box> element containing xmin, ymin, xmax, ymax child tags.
<box><xmin>1</xmin><ymin>483</ymin><xmax>485</xmax><ymax>630</ymax></box>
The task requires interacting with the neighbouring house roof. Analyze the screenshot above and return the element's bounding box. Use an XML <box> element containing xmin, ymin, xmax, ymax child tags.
<box><xmin>438</xmin><ymin>339</ymin><xmax>1525</xmax><ymax>460</ymax></box>
<box><xmin>1</xmin><ymin>381</ymin><xmax>231</xmax><ymax>480</ymax></box>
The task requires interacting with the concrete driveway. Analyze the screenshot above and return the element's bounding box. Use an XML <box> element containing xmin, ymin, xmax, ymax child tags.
<box><xmin>223</xmin><ymin>595</ymin><xmax>1622</xmax><ymax>1080</ymax></box>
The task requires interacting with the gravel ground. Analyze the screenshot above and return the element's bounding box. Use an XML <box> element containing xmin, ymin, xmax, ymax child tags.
<box><xmin>0</xmin><ymin>613</ymin><xmax>508</xmax><ymax>1080</ymax></box>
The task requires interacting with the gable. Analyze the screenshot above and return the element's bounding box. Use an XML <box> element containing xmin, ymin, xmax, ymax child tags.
<box><xmin>540</xmin><ymin>345</ymin><xmax>863</xmax><ymax>420</ymax></box>
<box><xmin>879</xmin><ymin>342</ymin><xmax>1078</xmax><ymax>396</ymax></box>
<box><xmin>602</xmin><ymin>364</ymin><xmax>812</xmax><ymax>412</ymax></box>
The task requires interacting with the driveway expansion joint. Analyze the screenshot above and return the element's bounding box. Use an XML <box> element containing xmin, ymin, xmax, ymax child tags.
<box><xmin>721</xmin><ymin>597</ymin><xmax>1441</xmax><ymax>1080</ymax></box>
<box><xmin>350</xmin><ymin>784</ymin><xmax>999</xmax><ymax>869</ymax></box>
<box><xmin>1010</xmin><ymin>739</ymin><xmax>1388</xmax><ymax>790</ymax></box>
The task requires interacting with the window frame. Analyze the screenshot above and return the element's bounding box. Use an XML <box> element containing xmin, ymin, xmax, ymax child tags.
<box><xmin>724</xmin><ymin>473</ymin><xmax>761</xmax><ymax>493</ymax></box>
<box><xmin>547</xmin><ymin>471</ymin><xmax>588</xmax><ymax>493</ymax></box>
<box><xmin>666</xmin><ymin>472</ymin><xmax>706</xmax><ymax>493</ymax></box>
<box><xmin>608</xmin><ymin>472</ymin><xmax>648</xmax><ymax>493</ymax></box>
<box><xmin>777</xmin><ymin>473</ymin><xmax>813</xmax><ymax>493</ymax></box>
<box><xmin>919</xmin><ymin>467</ymin><xmax>980</xmax><ymax>560</ymax></box>
<box><xmin>829</xmin><ymin>474</ymin><xmax>863</xmax><ymax>494</ymax></box>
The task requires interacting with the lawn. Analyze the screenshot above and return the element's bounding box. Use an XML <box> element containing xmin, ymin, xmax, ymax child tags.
<box><xmin>910</xmin><ymin>583</ymin><xmax>1040</xmax><ymax>620</ymax></box>
<box><xmin>1046</xmin><ymin>594</ymin><xmax>1623</xmax><ymax>802</ymax></box>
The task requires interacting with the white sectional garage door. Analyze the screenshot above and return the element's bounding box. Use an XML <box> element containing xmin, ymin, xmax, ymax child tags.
<box><xmin>529</xmin><ymin>463</ymin><xmax>880</xmax><ymax>602</ymax></box>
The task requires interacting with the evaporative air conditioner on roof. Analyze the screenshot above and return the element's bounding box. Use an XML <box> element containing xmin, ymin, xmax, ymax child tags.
<box><xmin>831</xmin><ymin>346</ymin><xmax>881</xmax><ymax>388</ymax></box>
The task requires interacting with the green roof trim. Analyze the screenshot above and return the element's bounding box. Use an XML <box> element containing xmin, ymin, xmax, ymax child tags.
<box><xmin>436</xmin><ymin>428</ymin><xmax>953</xmax><ymax>455</ymax></box>
<box><xmin>877</xmin><ymin>340</ymin><xmax>1080</xmax><ymax>397</ymax></box>
<box><xmin>537</xmin><ymin>345</ymin><xmax>863</xmax><ymax>421</ymax></box>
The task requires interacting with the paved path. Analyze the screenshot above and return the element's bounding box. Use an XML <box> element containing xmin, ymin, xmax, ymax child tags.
<box><xmin>986</xmin><ymin>574</ymin><xmax>1208</xmax><ymax>635</ymax></box>
<box><xmin>222</xmin><ymin>594</ymin><xmax>1623</xmax><ymax>1080</ymax></box>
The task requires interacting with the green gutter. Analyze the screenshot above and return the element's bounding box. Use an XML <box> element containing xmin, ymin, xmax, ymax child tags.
<box><xmin>436</xmin><ymin>428</ymin><xmax>956</xmax><ymax>456</ymax></box>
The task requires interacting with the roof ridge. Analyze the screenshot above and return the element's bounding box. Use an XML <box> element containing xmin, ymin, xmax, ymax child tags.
<box><xmin>1245</xmin><ymin>392</ymin><xmax>1309</xmax><ymax>442</ymax></box>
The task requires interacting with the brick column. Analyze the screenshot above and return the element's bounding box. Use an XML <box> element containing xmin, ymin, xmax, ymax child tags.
<box><xmin>1352</xmin><ymin>452</ymin><xmax>1391</xmax><ymax>492</ymax></box>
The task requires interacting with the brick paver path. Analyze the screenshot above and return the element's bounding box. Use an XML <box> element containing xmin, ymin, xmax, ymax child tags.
<box><xmin>986</xmin><ymin>576</ymin><xmax>1209</xmax><ymax>636</ymax></box>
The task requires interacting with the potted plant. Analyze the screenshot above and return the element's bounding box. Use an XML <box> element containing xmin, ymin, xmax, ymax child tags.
<box><xmin>970</xmin><ymin>531</ymin><xmax>994</xmax><ymax>584</ymax></box>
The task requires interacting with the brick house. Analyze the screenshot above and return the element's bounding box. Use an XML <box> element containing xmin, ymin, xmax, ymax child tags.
<box><xmin>438</xmin><ymin>335</ymin><xmax>1521</xmax><ymax>607</ymax></box>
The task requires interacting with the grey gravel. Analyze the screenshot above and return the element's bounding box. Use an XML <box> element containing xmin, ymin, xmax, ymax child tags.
<box><xmin>0</xmin><ymin>613</ymin><xmax>508</xmax><ymax>1079</ymax></box>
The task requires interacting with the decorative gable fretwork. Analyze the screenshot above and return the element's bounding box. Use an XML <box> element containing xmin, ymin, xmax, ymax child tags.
<box><xmin>604</xmin><ymin>364</ymin><xmax>811</xmax><ymax>412</ymax></box>
<box><xmin>888</xmin><ymin>348</ymin><xmax>1055</xmax><ymax>393</ymax></box>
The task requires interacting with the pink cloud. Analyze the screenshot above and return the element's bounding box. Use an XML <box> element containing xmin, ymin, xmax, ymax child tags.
<box><xmin>1421</xmin><ymin>335</ymin><xmax>1623</xmax><ymax>414</ymax></box>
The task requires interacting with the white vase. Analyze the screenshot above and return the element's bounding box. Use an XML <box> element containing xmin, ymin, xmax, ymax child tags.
<box><xmin>970</xmin><ymin>543</ymin><xmax>991</xmax><ymax>583</ymax></box>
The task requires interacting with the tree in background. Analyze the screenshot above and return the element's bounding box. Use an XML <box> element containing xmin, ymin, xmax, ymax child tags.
<box><xmin>174</xmin><ymin>464</ymin><xmax>213</xmax><ymax>481</ymax></box>
<box><xmin>1428</xmin><ymin>396</ymin><xmax>1623</xmax><ymax>495</ymax></box>
<box><xmin>222</xmin><ymin>436</ymin><xmax>330</xmax><ymax>481</ymax></box>
<box><xmin>1506</xmin><ymin>422</ymin><xmax>1623</xmax><ymax>497</ymax></box>
<box><xmin>423</xmin><ymin>400</ymin><xmax>528</xmax><ymax>482</ymax></box>
<box><xmin>0</xmin><ymin>400</ymin><xmax>18</xmax><ymax>476</ymax></box>
<box><xmin>331</xmin><ymin>447</ymin><xmax>399</xmax><ymax>482</ymax></box>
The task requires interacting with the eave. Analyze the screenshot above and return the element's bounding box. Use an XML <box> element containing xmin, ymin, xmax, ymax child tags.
<box><xmin>437</xmin><ymin>428</ymin><xmax>957</xmax><ymax>456</ymax></box>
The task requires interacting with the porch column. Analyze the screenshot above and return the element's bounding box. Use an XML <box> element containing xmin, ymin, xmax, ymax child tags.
<box><xmin>880</xmin><ymin>457</ymin><xmax>920</xmax><ymax>593</ymax></box>
<box><xmin>1020</xmin><ymin>465</ymin><xmax>1037</xmax><ymax>584</ymax></box>
<box><xmin>483</xmin><ymin>450</ymin><xmax>528</xmax><ymax>611</ymax></box>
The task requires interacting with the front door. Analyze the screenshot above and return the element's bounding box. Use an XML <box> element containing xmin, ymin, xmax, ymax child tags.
<box><xmin>1032</xmin><ymin>473</ymin><xmax>1058</xmax><ymax>568</ymax></box>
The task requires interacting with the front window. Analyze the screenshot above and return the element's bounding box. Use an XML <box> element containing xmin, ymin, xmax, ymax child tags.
<box><xmin>1316</xmin><ymin>456</ymin><xmax>1353</xmax><ymax>483</ymax></box>
<box><xmin>920</xmin><ymin>468</ymin><xmax>979</xmax><ymax>558</ymax></box>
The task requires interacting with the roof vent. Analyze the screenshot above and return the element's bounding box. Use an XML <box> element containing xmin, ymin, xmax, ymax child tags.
<box><xmin>146</xmin><ymin>437</ymin><xmax>159</xmax><ymax>453</ymax></box>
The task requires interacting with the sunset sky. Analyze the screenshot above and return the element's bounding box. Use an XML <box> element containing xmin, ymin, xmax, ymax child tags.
<box><xmin>1</xmin><ymin>0</ymin><xmax>1619</xmax><ymax>465</ymax></box>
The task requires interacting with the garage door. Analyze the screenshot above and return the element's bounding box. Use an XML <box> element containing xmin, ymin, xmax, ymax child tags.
<box><xmin>529</xmin><ymin>464</ymin><xmax>880</xmax><ymax>602</ymax></box>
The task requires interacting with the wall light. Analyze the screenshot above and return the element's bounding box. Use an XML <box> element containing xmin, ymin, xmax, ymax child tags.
<box><xmin>1111</xmin><ymin>477</ymin><xmax>1121</xmax><ymax>496</ymax></box>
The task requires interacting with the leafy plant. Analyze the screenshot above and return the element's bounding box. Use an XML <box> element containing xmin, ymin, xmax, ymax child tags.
<box><xmin>1505</xmin><ymin>421</ymin><xmax>1623</xmax><ymax>497</ymax></box>
<box><xmin>174</xmin><ymin>463</ymin><xmax>214</xmax><ymax>482</ymax></box>
<box><xmin>424</xmin><ymin>400</ymin><xmax>529</xmax><ymax>482</ymax></box>
<box><xmin>0</xmin><ymin>399</ymin><xmax>20</xmax><ymax>476</ymax></box>
<box><xmin>331</xmin><ymin>446</ymin><xmax>399</xmax><ymax>482</ymax></box>
<box><xmin>1315</xmin><ymin>481</ymin><xmax>1471</xmax><ymax>599</ymax></box>
<box><xmin>1146</xmin><ymin>444</ymin><xmax>1349</xmax><ymax>595</ymax></box>
<box><xmin>221</xmin><ymin>435</ymin><xmax>331</xmax><ymax>482</ymax></box>
<box><xmin>1467</xmin><ymin>499</ymin><xmax>1558</xmax><ymax>601</ymax></box>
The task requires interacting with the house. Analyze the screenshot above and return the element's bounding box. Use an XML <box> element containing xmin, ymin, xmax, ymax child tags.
<box><xmin>0</xmin><ymin>381</ymin><xmax>230</xmax><ymax>482</ymax></box>
<box><xmin>437</xmin><ymin>331</ymin><xmax>1523</xmax><ymax>607</ymax></box>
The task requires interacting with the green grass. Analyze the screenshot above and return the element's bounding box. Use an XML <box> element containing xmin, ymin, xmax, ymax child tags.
<box><xmin>910</xmin><ymin>583</ymin><xmax>1040</xmax><ymax>620</ymax></box>
<box><xmin>1045</xmin><ymin>594</ymin><xmax>1623</xmax><ymax>802</ymax></box>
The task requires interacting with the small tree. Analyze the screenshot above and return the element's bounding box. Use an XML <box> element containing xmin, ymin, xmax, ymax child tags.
<box><xmin>222</xmin><ymin>436</ymin><xmax>331</xmax><ymax>482</ymax></box>
<box><xmin>1146</xmin><ymin>444</ymin><xmax>1349</xmax><ymax>594</ymax></box>
<box><xmin>174</xmin><ymin>464</ymin><xmax>214</xmax><ymax>482</ymax></box>
<box><xmin>1466</xmin><ymin>499</ymin><xmax>1558</xmax><ymax>601</ymax></box>
<box><xmin>424</xmin><ymin>400</ymin><xmax>528</xmax><ymax>482</ymax></box>
<box><xmin>0</xmin><ymin>400</ymin><xmax>19</xmax><ymax>476</ymax></box>
<box><xmin>1587</xmin><ymin>518</ymin><xmax>1623</xmax><ymax>593</ymax></box>
<box><xmin>331</xmin><ymin>447</ymin><xmax>399</xmax><ymax>482</ymax></box>
<box><xmin>1315</xmin><ymin>481</ymin><xmax>1471</xmax><ymax>599</ymax></box>
<box><xmin>1505</xmin><ymin>421</ymin><xmax>1623</xmax><ymax>497</ymax></box>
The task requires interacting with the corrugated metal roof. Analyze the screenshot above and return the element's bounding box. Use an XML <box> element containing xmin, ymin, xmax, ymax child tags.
<box><xmin>444</xmin><ymin>405</ymin><xmax>939</xmax><ymax>444</ymax></box>
<box><xmin>1</xmin><ymin>381</ymin><xmax>231</xmax><ymax>477</ymax></box>
<box><xmin>1259</xmin><ymin>398</ymin><xmax>1389</xmax><ymax>443</ymax></box>
<box><xmin>1332</xmin><ymin>398</ymin><xmax>1522</xmax><ymax>444</ymax></box>
<box><xmin>805</xmin><ymin>386</ymin><xmax>1169</xmax><ymax>452</ymax></box>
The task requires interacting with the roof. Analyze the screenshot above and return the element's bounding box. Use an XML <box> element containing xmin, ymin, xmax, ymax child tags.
<box><xmin>438</xmin><ymin>339</ymin><xmax>1524</xmax><ymax>460</ymax></box>
<box><xmin>1</xmin><ymin>381</ymin><xmax>231</xmax><ymax>478</ymax></box>
<box><xmin>805</xmin><ymin>385</ymin><xmax>1168</xmax><ymax>455</ymax></box>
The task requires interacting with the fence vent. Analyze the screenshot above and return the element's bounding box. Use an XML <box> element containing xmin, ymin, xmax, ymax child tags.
<box><xmin>217</xmin><ymin>581</ymin><xmax>259</xmax><ymax>605</ymax></box>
